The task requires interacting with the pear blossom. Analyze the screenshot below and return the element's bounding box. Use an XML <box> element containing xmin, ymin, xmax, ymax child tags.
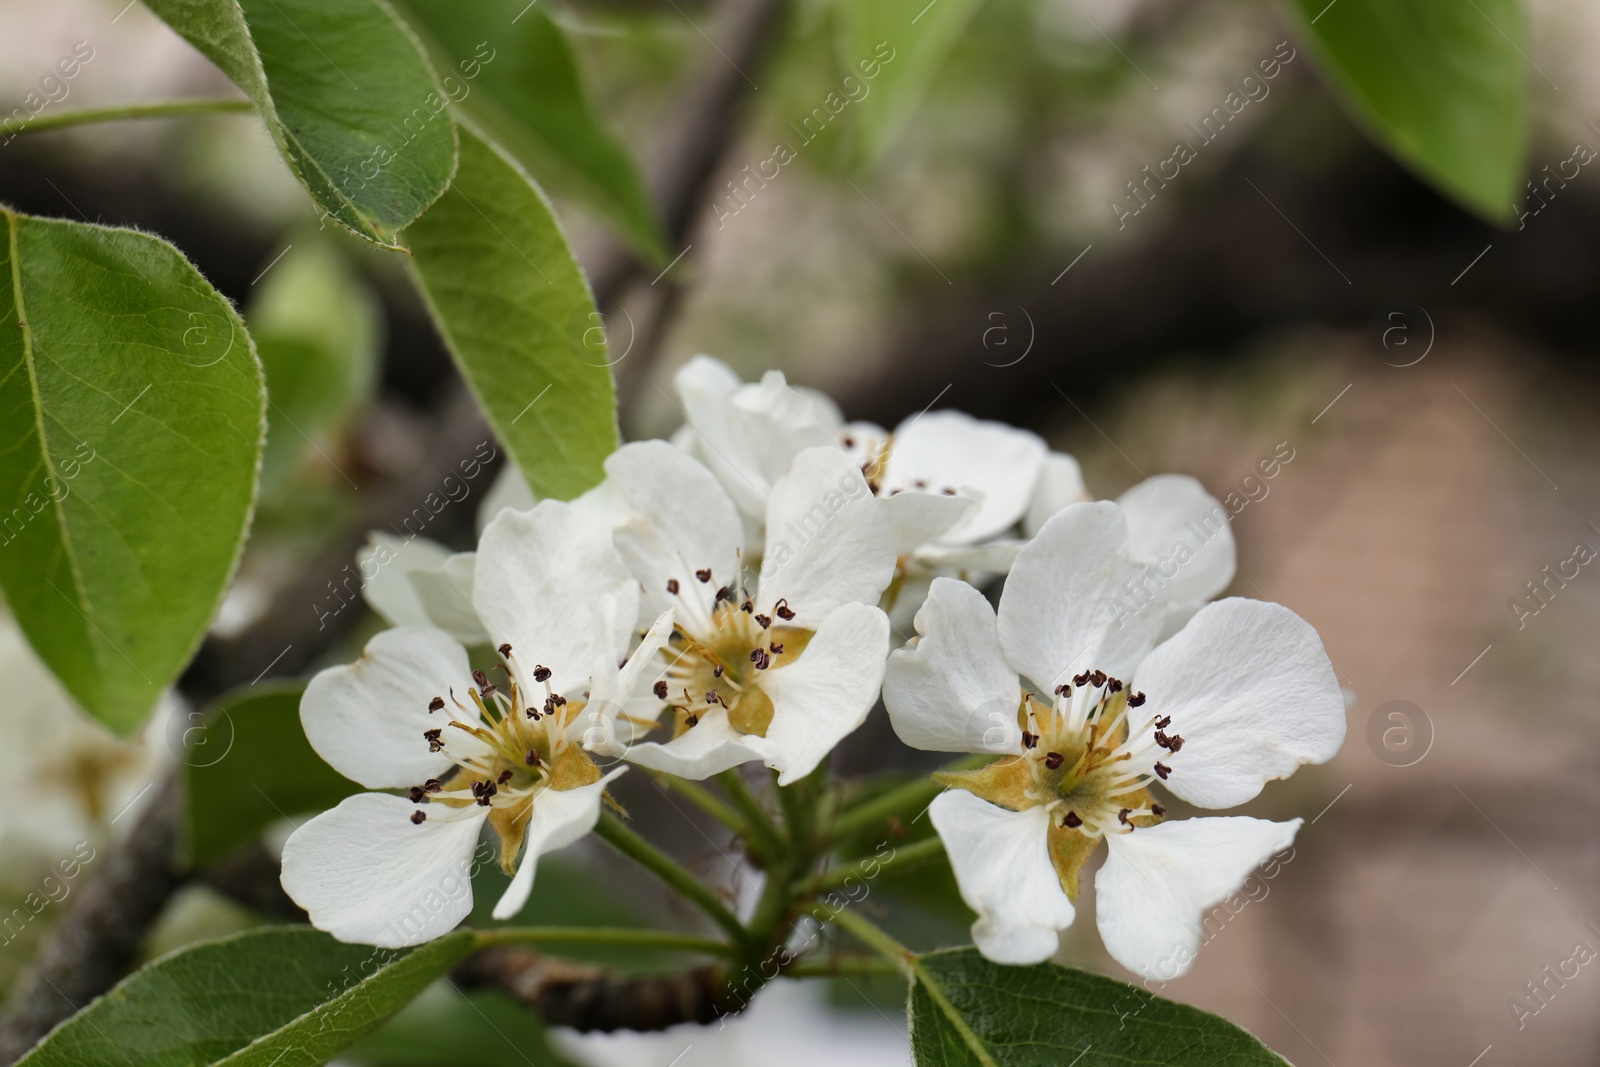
<box><xmin>1027</xmin><ymin>456</ymin><xmax>1236</xmax><ymax>638</ymax></box>
<box><xmin>673</xmin><ymin>355</ymin><xmax>1048</xmax><ymax>624</ymax></box>
<box><xmin>576</xmin><ymin>439</ymin><xmax>895</xmax><ymax>784</ymax></box>
<box><xmin>281</xmin><ymin>500</ymin><xmax>653</xmax><ymax>947</ymax></box>
<box><xmin>882</xmin><ymin>500</ymin><xmax>1344</xmax><ymax>978</ymax></box>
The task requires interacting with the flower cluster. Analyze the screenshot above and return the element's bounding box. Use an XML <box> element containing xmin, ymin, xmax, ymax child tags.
<box><xmin>281</xmin><ymin>356</ymin><xmax>1345</xmax><ymax>980</ymax></box>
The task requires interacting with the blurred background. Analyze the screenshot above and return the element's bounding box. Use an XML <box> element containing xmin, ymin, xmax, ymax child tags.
<box><xmin>2</xmin><ymin>0</ymin><xmax>1598</xmax><ymax>1064</ymax></box>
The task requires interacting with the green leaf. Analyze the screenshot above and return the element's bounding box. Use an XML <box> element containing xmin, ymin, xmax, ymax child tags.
<box><xmin>405</xmin><ymin>125</ymin><xmax>618</xmax><ymax>501</ymax></box>
<box><xmin>14</xmin><ymin>927</ymin><xmax>475</xmax><ymax>1067</ymax></box>
<box><xmin>144</xmin><ymin>0</ymin><xmax>459</xmax><ymax>248</ymax></box>
<box><xmin>0</xmin><ymin>209</ymin><xmax>264</xmax><ymax>734</ymax></box>
<box><xmin>1285</xmin><ymin>0</ymin><xmax>1526</xmax><ymax>222</ymax></box>
<box><xmin>392</xmin><ymin>0</ymin><xmax>667</xmax><ymax>262</ymax></box>
<box><xmin>247</xmin><ymin>240</ymin><xmax>380</xmax><ymax>489</ymax></box>
<box><xmin>836</xmin><ymin>0</ymin><xmax>985</xmax><ymax>163</ymax></box>
<box><xmin>909</xmin><ymin>949</ymin><xmax>1290</xmax><ymax>1066</ymax></box>
<box><xmin>344</xmin><ymin>984</ymin><xmax>577</xmax><ymax>1067</ymax></box>
<box><xmin>182</xmin><ymin>682</ymin><xmax>362</xmax><ymax>868</ymax></box>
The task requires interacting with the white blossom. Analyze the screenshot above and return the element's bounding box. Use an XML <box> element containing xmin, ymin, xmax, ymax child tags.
<box><xmin>883</xmin><ymin>500</ymin><xmax>1344</xmax><ymax>978</ymax></box>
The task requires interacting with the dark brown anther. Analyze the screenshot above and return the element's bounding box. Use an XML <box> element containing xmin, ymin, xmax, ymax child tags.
<box><xmin>543</xmin><ymin>693</ymin><xmax>566</xmax><ymax>715</ymax></box>
<box><xmin>1128</xmin><ymin>692</ymin><xmax>1147</xmax><ymax>708</ymax></box>
<box><xmin>498</xmin><ymin>769</ymin><xmax>514</xmax><ymax>784</ymax></box>
<box><xmin>843</xmin><ymin>435</ymin><xmax>856</xmax><ymax>448</ymax></box>
<box><xmin>653</xmin><ymin>680</ymin><xmax>669</xmax><ymax>700</ymax></box>
<box><xmin>741</xmin><ymin>599</ymin><xmax>753</xmax><ymax>613</ymax></box>
<box><xmin>1118</xmin><ymin>808</ymin><xmax>1132</xmax><ymax>824</ymax></box>
<box><xmin>1154</xmin><ymin>762</ymin><xmax>1171</xmax><ymax>780</ymax></box>
<box><xmin>408</xmin><ymin>786</ymin><xmax>426</xmax><ymax>803</ymax></box>
<box><xmin>1090</xmin><ymin>669</ymin><xmax>1107</xmax><ymax>687</ymax></box>
<box><xmin>1063</xmin><ymin>811</ymin><xmax>1083</xmax><ymax>828</ymax></box>
<box><xmin>1073</xmin><ymin>671</ymin><xmax>1090</xmax><ymax>687</ymax></box>
<box><xmin>1044</xmin><ymin>751</ymin><xmax>1064</xmax><ymax>770</ymax></box>
<box><xmin>749</xmin><ymin>648</ymin><xmax>770</xmax><ymax>670</ymax></box>
<box><xmin>768</xmin><ymin>641</ymin><xmax>783</xmax><ymax>655</ymax></box>
<box><xmin>755</xmin><ymin>614</ymin><xmax>772</xmax><ymax>629</ymax></box>
<box><xmin>1151</xmin><ymin>804</ymin><xmax>1166</xmax><ymax>817</ymax></box>
<box><xmin>1054</xmin><ymin>683</ymin><xmax>1071</xmax><ymax>697</ymax></box>
<box><xmin>411</xmin><ymin>811</ymin><xmax>427</xmax><ymax>824</ymax></box>
<box><xmin>424</xmin><ymin>728</ymin><xmax>444</xmax><ymax>752</ymax></box>
<box><xmin>526</xmin><ymin>707</ymin><xmax>540</xmax><ymax>720</ymax></box>
<box><xmin>913</xmin><ymin>479</ymin><xmax>928</xmax><ymax>489</ymax></box>
<box><xmin>1167</xmin><ymin>734</ymin><xmax>1184</xmax><ymax>752</ymax></box>
<box><xmin>498</xmin><ymin>642</ymin><xmax>513</xmax><ymax>658</ymax></box>
<box><xmin>705</xmin><ymin>689</ymin><xmax>721</xmax><ymax>705</ymax></box>
<box><xmin>533</xmin><ymin>664</ymin><xmax>552</xmax><ymax>682</ymax></box>
<box><xmin>1107</xmin><ymin>678</ymin><xmax>1123</xmax><ymax>693</ymax></box>
<box><xmin>774</xmin><ymin>599</ymin><xmax>795</xmax><ymax>621</ymax></box>
<box><xmin>941</xmin><ymin>487</ymin><xmax>957</xmax><ymax>496</ymax></box>
<box><xmin>685</xmin><ymin>713</ymin><xmax>699</xmax><ymax>727</ymax></box>
<box><xmin>479</xmin><ymin>683</ymin><xmax>497</xmax><ymax>698</ymax></box>
<box><xmin>428</xmin><ymin>696</ymin><xmax>445</xmax><ymax>713</ymax></box>
<box><xmin>1021</xmin><ymin>730</ymin><xmax>1038</xmax><ymax>749</ymax></box>
<box><xmin>666</xmin><ymin>578</ymin><xmax>680</xmax><ymax>594</ymax></box>
<box><xmin>713</xmin><ymin>664</ymin><xmax>724</xmax><ymax>677</ymax></box>
<box><xmin>526</xmin><ymin>750</ymin><xmax>541</xmax><ymax>767</ymax></box>
<box><xmin>1154</xmin><ymin>715</ymin><xmax>1171</xmax><ymax>729</ymax></box>
<box><xmin>425</xmin><ymin>778</ymin><xmax>442</xmax><ymax>793</ymax></box>
<box><xmin>713</xmin><ymin>586</ymin><xmax>729</xmax><ymax>603</ymax></box>
<box><xmin>696</xmin><ymin>568</ymin><xmax>712</xmax><ymax>583</ymax></box>
<box><xmin>473</xmin><ymin>669</ymin><xmax>490</xmax><ymax>688</ymax></box>
<box><xmin>1154</xmin><ymin>730</ymin><xmax>1172</xmax><ymax>750</ymax></box>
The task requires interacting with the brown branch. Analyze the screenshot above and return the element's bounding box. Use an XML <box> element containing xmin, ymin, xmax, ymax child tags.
<box><xmin>452</xmin><ymin>948</ymin><xmax>747</xmax><ymax>1032</ymax></box>
<box><xmin>0</xmin><ymin>780</ymin><xmax>183</xmax><ymax>1065</ymax></box>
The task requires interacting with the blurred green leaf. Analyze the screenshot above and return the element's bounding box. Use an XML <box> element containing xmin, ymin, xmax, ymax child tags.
<box><xmin>183</xmin><ymin>682</ymin><xmax>361</xmax><ymax>868</ymax></box>
<box><xmin>405</xmin><ymin>124</ymin><xmax>618</xmax><ymax>501</ymax></box>
<box><xmin>0</xmin><ymin>209</ymin><xmax>264</xmax><ymax>734</ymax></box>
<box><xmin>344</xmin><ymin>983</ymin><xmax>577</xmax><ymax>1067</ymax></box>
<box><xmin>145</xmin><ymin>0</ymin><xmax>459</xmax><ymax>248</ymax></box>
<box><xmin>15</xmin><ymin>927</ymin><xmax>474</xmax><ymax>1067</ymax></box>
<box><xmin>394</xmin><ymin>0</ymin><xmax>667</xmax><ymax>262</ymax></box>
<box><xmin>247</xmin><ymin>240</ymin><xmax>380</xmax><ymax>489</ymax></box>
<box><xmin>1286</xmin><ymin>0</ymin><xmax>1526</xmax><ymax>222</ymax></box>
<box><xmin>836</xmin><ymin>0</ymin><xmax>985</xmax><ymax>164</ymax></box>
<box><xmin>909</xmin><ymin>949</ymin><xmax>1290</xmax><ymax>1065</ymax></box>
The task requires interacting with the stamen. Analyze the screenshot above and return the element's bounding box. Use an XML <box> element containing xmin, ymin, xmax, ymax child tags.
<box><xmin>653</xmin><ymin>680</ymin><xmax>669</xmax><ymax>700</ymax></box>
<box><xmin>1044</xmin><ymin>751</ymin><xmax>1064</xmax><ymax>770</ymax></box>
<box><xmin>424</xmin><ymin>728</ymin><xmax>444</xmax><ymax>752</ymax></box>
<box><xmin>1154</xmin><ymin>762</ymin><xmax>1171</xmax><ymax>780</ymax></box>
<box><xmin>774</xmin><ymin>599</ymin><xmax>795</xmax><ymax>621</ymax></box>
<box><xmin>667</xmin><ymin>578</ymin><xmax>680</xmax><ymax>594</ymax></box>
<box><xmin>696</xmin><ymin>568</ymin><xmax>713</xmax><ymax>583</ymax></box>
<box><xmin>1063</xmin><ymin>811</ymin><xmax>1083</xmax><ymax>828</ymax></box>
<box><xmin>498</xmin><ymin>643</ymin><xmax>513</xmax><ymax>658</ymax></box>
<box><xmin>411</xmin><ymin>811</ymin><xmax>426</xmax><ymax>824</ymax></box>
<box><xmin>532</xmin><ymin>665</ymin><xmax>552</xmax><ymax>683</ymax></box>
<box><xmin>428</xmin><ymin>696</ymin><xmax>445</xmax><ymax>713</ymax></box>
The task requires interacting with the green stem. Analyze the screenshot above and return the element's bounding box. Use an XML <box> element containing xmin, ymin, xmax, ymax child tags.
<box><xmin>784</xmin><ymin>953</ymin><xmax>902</xmax><ymax>978</ymax></box>
<box><xmin>802</xmin><ymin>834</ymin><xmax>946</xmax><ymax>895</ymax></box>
<box><xmin>0</xmin><ymin>99</ymin><xmax>254</xmax><ymax>138</ymax></box>
<box><xmin>829</xmin><ymin>908</ymin><xmax>999</xmax><ymax>1067</ymax></box>
<box><xmin>715</xmin><ymin>769</ymin><xmax>783</xmax><ymax>853</ymax></box>
<box><xmin>831</xmin><ymin>756</ymin><xmax>985</xmax><ymax>842</ymax></box>
<box><xmin>594</xmin><ymin>813</ymin><xmax>748</xmax><ymax>945</ymax></box>
<box><xmin>653</xmin><ymin>773</ymin><xmax>751</xmax><ymax>843</ymax></box>
<box><xmin>473</xmin><ymin>925</ymin><xmax>738</xmax><ymax>957</ymax></box>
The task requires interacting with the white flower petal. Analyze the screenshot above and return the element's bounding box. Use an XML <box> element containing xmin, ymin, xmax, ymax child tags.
<box><xmin>1096</xmin><ymin>817</ymin><xmax>1300</xmax><ymax>980</ymax></box>
<box><xmin>1023</xmin><ymin>451</ymin><xmax>1089</xmax><ymax>536</ymax></box>
<box><xmin>1118</xmin><ymin>474</ymin><xmax>1235</xmax><ymax>612</ymax></box>
<box><xmin>300</xmin><ymin>627</ymin><xmax>472</xmax><ymax>789</ymax></box>
<box><xmin>406</xmin><ymin>551</ymin><xmax>487</xmax><ymax>645</ymax></box>
<box><xmin>359</xmin><ymin>533</ymin><xmax>451</xmax><ymax>629</ymax></box>
<box><xmin>997</xmin><ymin>501</ymin><xmax>1165</xmax><ymax>693</ymax></box>
<box><xmin>493</xmin><ymin>768</ymin><xmax>626</xmax><ymax>920</ymax></box>
<box><xmin>759</xmin><ymin>447</ymin><xmax>897</xmax><ymax>627</ymax></box>
<box><xmin>621</xmin><ymin>707</ymin><xmax>764</xmax><ymax>780</ymax></box>
<box><xmin>878</xmin><ymin>491</ymin><xmax>977</xmax><ymax>556</ymax></box>
<box><xmin>474</xmin><ymin>501</ymin><xmax>640</xmax><ymax>697</ymax></box>
<box><xmin>929</xmin><ymin>790</ymin><xmax>1075</xmax><ymax>965</ymax></box>
<box><xmin>477</xmin><ymin>463</ymin><xmax>537</xmax><ymax>534</ymax></box>
<box><xmin>750</xmin><ymin>603</ymin><xmax>889</xmax><ymax>785</ymax></box>
<box><xmin>675</xmin><ymin>357</ymin><xmax>837</xmax><ymax>520</ymax></box>
<box><xmin>585</xmin><ymin>609</ymin><xmax>675</xmax><ymax>757</ymax></box>
<box><xmin>884</xmin><ymin>578</ymin><xmax>1021</xmax><ymax>755</ymax></box>
<box><xmin>281</xmin><ymin>792</ymin><xmax>486</xmax><ymax>948</ymax></box>
<box><xmin>884</xmin><ymin>411</ymin><xmax>1046</xmax><ymax>544</ymax></box>
<box><xmin>604</xmin><ymin>442</ymin><xmax>742</xmax><ymax>623</ymax></box>
<box><xmin>1133</xmin><ymin>598</ymin><xmax>1346</xmax><ymax>808</ymax></box>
